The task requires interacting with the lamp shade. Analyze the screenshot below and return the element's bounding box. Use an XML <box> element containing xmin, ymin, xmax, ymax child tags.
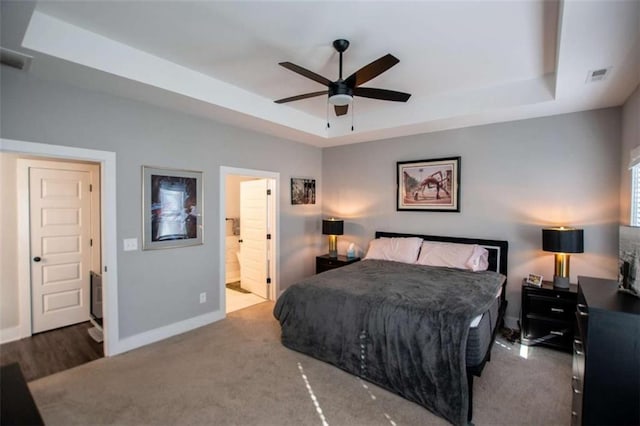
<box><xmin>322</xmin><ymin>219</ymin><xmax>344</xmax><ymax>235</ymax></box>
<box><xmin>542</xmin><ymin>228</ymin><xmax>584</xmax><ymax>253</ymax></box>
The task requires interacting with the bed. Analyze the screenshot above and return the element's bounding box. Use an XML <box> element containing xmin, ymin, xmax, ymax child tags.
<box><xmin>273</xmin><ymin>231</ymin><xmax>508</xmax><ymax>426</ymax></box>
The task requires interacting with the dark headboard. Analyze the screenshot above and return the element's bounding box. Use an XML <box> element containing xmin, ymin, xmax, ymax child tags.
<box><xmin>375</xmin><ymin>231</ymin><xmax>509</xmax><ymax>277</ymax></box>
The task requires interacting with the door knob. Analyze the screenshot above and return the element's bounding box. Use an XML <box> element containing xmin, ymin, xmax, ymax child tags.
<box><xmin>33</xmin><ymin>256</ymin><xmax>42</xmax><ymax>262</ymax></box>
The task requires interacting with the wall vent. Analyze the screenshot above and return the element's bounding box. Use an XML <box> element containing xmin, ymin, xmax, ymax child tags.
<box><xmin>0</xmin><ymin>47</ymin><xmax>33</xmax><ymax>71</ymax></box>
<box><xmin>585</xmin><ymin>67</ymin><xmax>611</xmax><ymax>83</ymax></box>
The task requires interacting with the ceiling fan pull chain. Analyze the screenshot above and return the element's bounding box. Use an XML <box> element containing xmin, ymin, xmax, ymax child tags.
<box><xmin>326</xmin><ymin>99</ymin><xmax>330</xmax><ymax>129</ymax></box>
<box><xmin>351</xmin><ymin>100</ymin><xmax>355</xmax><ymax>132</ymax></box>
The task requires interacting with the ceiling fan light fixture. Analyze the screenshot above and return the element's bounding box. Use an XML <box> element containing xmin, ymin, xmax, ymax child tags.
<box><xmin>329</xmin><ymin>94</ymin><xmax>353</xmax><ymax>106</ymax></box>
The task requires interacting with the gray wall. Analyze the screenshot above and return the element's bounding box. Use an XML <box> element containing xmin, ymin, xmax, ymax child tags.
<box><xmin>322</xmin><ymin>109</ymin><xmax>622</xmax><ymax>323</ymax></box>
<box><xmin>620</xmin><ymin>85</ymin><xmax>640</xmax><ymax>224</ymax></box>
<box><xmin>1</xmin><ymin>62</ymin><xmax>630</xmax><ymax>337</ymax></box>
<box><xmin>0</xmin><ymin>68</ymin><xmax>322</xmax><ymax>338</ymax></box>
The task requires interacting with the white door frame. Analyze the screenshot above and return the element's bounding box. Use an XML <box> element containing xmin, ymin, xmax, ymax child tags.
<box><xmin>1</xmin><ymin>138</ymin><xmax>119</xmax><ymax>356</ymax></box>
<box><xmin>219</xmin><ymin>166</ymin><xmax>279</xmax><ymax>312</ymax></box>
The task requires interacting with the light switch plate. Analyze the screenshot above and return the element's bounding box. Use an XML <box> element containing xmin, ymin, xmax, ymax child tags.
<box><xmin>123</xmin><ymin>238</ymin><xmax>138</xmax><ymax>251</ymax></box>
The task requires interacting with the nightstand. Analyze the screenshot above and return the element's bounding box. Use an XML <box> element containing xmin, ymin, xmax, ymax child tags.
<box><xmin>315</xmin><ymin>254</ymin><xmax>360</xmax><ymax>274</ymax></box>
<box><xmin>521</xmin><ymin>279</ymin><xmax>577</xmax><ymax>351</ymax></box>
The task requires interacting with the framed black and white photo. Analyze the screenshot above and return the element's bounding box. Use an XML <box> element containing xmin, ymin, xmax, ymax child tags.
<box><xmin>397</xmin><ymin>157</ymin><xmax>460</xmax><ymax>212</ymax></box>
<box><xmin>291</xmin><ymin>178</ymin><xmax>316</xmax><ymax>205</ymax></box>
<box><xmin>142</xmin><ymin>166</ymin><xmax>203</xmax><ymax>250</ymax></box>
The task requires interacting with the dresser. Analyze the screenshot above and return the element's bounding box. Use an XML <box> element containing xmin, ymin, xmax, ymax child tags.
<box><xmin>521</xmin><ymin>279</ymin><xmax>577</xmax><ymax>351</ymax></box>
<box><xmin>572</xmin><ymin>276</ymin><xmax>640</xmax><ymax>426</ymax></box>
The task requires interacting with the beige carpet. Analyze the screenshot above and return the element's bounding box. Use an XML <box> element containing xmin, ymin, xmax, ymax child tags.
<box><xmin>29</xmin><ymin>302</ymin><xmax>571</xmax><ymax>425</ymax></box>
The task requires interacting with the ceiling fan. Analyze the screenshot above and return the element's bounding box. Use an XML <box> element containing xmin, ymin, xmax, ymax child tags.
<box><xmin>275</xmin><ymin>39</ymin><xmax>411</xmax><ymax>117</ymax></box>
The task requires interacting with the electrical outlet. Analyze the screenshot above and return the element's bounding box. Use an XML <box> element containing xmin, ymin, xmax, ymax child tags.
<box><xmin>199</xmin><ymin>292</ymin><xmax>206</xmax><ymax>304</ymax></box>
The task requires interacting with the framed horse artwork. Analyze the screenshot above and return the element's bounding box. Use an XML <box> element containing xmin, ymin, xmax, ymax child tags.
<box><xmin>397</xmin><ymin>157</ymin><xmax>460</xmax><ymax>212</ymax></box>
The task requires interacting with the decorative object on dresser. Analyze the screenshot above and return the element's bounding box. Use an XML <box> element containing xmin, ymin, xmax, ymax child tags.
<box><xmin>542</xmin><ymin>227</ymin><xmax>584</xmax><ymax>289</ymax></box>
<box><xmin>322</xmin><ymin>218</ymin><xmax>344</xmax><ymax>258</ymax></box>
<box><xmin>521</xmin><ymin>279</ymin><xmax>577</xmax><ymax>351</ymax></box>
<box><xmin>396</xmin><ymin>157</ymin><xmax>460</xmax><ymax>212</ymax></box>
<box><xmin>572</xmin><ymin>276</ymin><xmax>640</xmax><ymax>426</ymax></box>
<box><xmin>526</xmin><ymin>273</ymin><xmax>543</xmax><ymax>287</ymax></box>
<box><xmin>346</xmin><ymin>242</ymin><xmax>356</xmax><ymax>259</ymax></box>
<box><xmin>316</xmin><ymin>254</ymin><xmax>360</xmax><ymax>274</ymax></box>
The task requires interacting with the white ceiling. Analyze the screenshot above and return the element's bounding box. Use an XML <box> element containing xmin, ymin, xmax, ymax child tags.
<box><xmin>2</xmin><ymin>1</ymin><xmax>639</xmax><ymax>147</ymax></box>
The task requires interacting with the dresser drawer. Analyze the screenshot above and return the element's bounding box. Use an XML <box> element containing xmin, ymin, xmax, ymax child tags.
<box><xmin>526</xmin><ymin>294</ymin><xmax>576</xmax><ymax>322</ymax></box>
<box><xmin>315</xmin><ymin>255</ymin><xmax>360</xmax><ymax>274</ymax></box>
<box><xmin>522</xmin><ymin>317</ymin><xmax>574</xmax><ymax>349</ymax></box>
<box><xmin>316</xmin><ymin>262</ymin><xmax>342</xmax><ymax>273</ymax></box>
<box><xmin>320</xmin><ymin>258</ymin><xmax>343</xmax><ymax>267</ymax></box>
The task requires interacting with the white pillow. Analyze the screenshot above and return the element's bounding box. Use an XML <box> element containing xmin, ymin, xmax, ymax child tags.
<box><xmin>364</xmin><ymin>237</ymin><xmax>423</xmax><ymax>264</ymax></box>
<box><xmin>415</xmin><ymin>241</ymin><xmax>489</xmax><ymax>271</ymax></box>
<box><xmin>467</xmin><ymin>244</ymin><xmax>490</xmax><ymax>271</ymax></box>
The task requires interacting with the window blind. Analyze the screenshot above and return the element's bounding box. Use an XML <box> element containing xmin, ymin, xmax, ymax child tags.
<box><xmin>630</xmin><ymin>146</ymin><xmax>640</xmax><ymax>169</ymax></box>
<box><xmin>632</xmin><ymin>165</ymin><xmax>640</xmax><ymax>226</ymax></box>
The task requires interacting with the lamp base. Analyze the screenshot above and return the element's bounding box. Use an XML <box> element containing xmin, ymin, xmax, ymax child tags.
<box><xmin>553</xmin><ymin>275</ymin><xmax>570</xmax><ymax>289</ymax></box>
<box><xmin>328</xmin><ymin>235</ymin><xmax>338</xmax><ymax>258</ymax></box>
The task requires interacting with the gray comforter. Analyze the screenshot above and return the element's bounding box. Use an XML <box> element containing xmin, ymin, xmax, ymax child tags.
<box><xmin>273</xmin><ymin>259</ymin><xmax>505</xmax><ymax>426</ymax></box>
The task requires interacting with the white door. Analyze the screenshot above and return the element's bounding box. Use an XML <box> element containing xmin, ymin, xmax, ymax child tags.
<box><xmin>29</xmin><ymin>161</ymin><xmax>99</xmax><ymax>333</ymax></box>
<box><xmin>240</xmin><ymin>179</ymin><xmax>269</xmax><ymax>299</ymax></box>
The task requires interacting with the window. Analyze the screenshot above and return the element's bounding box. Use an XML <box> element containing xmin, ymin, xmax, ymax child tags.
<box><xmin>632</xmin><ymin>164</ymin><xmax>640</xmax><ymax>226</ymax></box>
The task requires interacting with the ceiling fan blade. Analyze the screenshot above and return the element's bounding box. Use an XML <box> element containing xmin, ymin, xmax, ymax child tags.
<box><xmin>345</xmin><ymin>54</ymin><xmax>400</xmax><ymax>87</ymax></box>
<box><xmin>353</xmin><ymin>87</ymin><xmax>411</xmax><ymax>102</ymax></box>
<box><xmin>274</xmin><ymin>90</ymin><xmax>328</xmax><ymax>104</ymax></box>
<box><xmin>334</xmin><ymin>105</ymin><xmax>349</xmax><ymax>116</ymax></box>
<box><xmin>279</xmin><ymin>62</ymin><xmax>332</xmax><ymax>87</ymax></box>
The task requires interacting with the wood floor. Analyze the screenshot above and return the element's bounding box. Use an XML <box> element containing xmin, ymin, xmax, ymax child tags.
<box><xmin>0</xmin><ymin>321</ymin><xmax>103</xmax><ymax>382</ymax></box>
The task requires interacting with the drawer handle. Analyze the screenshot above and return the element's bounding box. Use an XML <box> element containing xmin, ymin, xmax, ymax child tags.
<box><xmin>550</xmin><ymin>330</ymin><xmax>564</xmax><ymax>336</ymax></box>
<box><xmin>572</xmin><ymin>388</ymin><xmax>582</xmax><ymax>395</ymax></box>
<box><xmin>574</xmin><ymin>349</ymin><xmax>583</xmax><ymax>355</ymax></box>
<box><xmin>571</xmin><ymin>411</ymin><xmax>578</xmax><ymax>417</ymax></box>
<box><xmin>576</xmin><ymin>303</ymin><xmax>589</xmax><ymax>317</ymax></box>
<box><xmin>551</xmin><ymin>307</ymin><xmax>565</xmax><ymax>313</ymax></box>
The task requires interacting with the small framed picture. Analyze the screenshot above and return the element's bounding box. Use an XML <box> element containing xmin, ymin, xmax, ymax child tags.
<box><xmin>291</xmin><ymin>178</ymin><xmax>316</xmax><ymax>205</ymax></box>
<box><xmin>526</xmin><ymin>273</ymin><xmax>543</xmax><ymax>287</ymax></box>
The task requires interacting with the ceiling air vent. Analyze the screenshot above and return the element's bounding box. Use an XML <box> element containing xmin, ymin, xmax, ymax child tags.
<box><xmin>0</xmin><ymin>47</ymin><xmax>33</xmax><ymax>71</ymax></box>
<box><xmin>585</xmin><ymin>67</ymin><xmax>611</xmax><ymax>83</ymax></box>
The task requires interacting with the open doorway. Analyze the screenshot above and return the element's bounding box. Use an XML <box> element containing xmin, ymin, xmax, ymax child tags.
<box><xmin>220</xmin><ymin>167</ymin><xmax>278</xmax><ymax>314</ymax></box>
<box><xmin>1</xmin><ymin>138</ymin><xmax>119</xmax><ymax>368</ymax></box>
<box><xmin>0</xmin><ymin>153</ymin><xmax>104</xmax><ymax>381</ymax></box>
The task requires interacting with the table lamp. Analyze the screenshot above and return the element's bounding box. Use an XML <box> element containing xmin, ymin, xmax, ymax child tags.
<box><xmin>542</xmin><ymin>227</ymin><xmax>584</xmax><ymax>289</ymax></box>
<box><xmin>322</xmin><ymin>218</ymin><xmax>344</xmax><ymax>258</ymax></box>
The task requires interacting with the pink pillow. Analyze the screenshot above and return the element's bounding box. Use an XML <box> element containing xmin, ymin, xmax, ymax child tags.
<box><xmin>415</xmin><ymin>241</ymin><xmax>489</xmax><ymax>271</ymax></box>
<box><xmin>364</xmin><ymin>237</ymin><xmax>423</xmax><ymax>264</ymax></box>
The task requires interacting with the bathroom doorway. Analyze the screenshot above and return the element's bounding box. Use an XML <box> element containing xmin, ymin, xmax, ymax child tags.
<box><xmin>220</xmin><ymin>167</ymin><xmax>278</xmax><ymax>314</ymax></box>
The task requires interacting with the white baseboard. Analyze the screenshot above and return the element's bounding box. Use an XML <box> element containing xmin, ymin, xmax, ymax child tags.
<box><xmin>109</xmin><ymin>309</ymin><xmax>225</xmax><ymax>356</ymax></box>
<box><xmin>0</xmin><ymin>325</ymin><xmax>22</xmax><ymax>344</ymax></box>
<box><xmin>503</xmin><ymin>315</ymin><xmax>519</xmax><ymax>330</ymax></box>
